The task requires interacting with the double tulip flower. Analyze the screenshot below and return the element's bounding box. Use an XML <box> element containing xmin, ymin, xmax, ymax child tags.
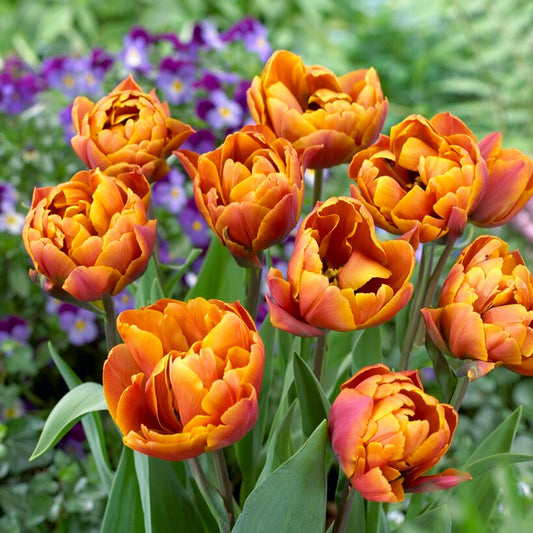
<box><xmin>103</xmin><ymin>297</ymin><xmax>264</xmax><ymax>461</ymax></box>
<box><xmin>22</xmin><ymin>167</ymin><xmax>156</xmax><ymax>302</ymax></box>
<box><xmin>266</xmin><ymin>196</ymin><xmax>415</xmax><ymax>336</ymax></box>
<box><xmin>247</xmin><ymin>50</ymin><xmax>388</xmax><ymax>169</ymax></box>
<box><xmin>422</xmin><ymin>235</ymin><xmax>533</xmax><ymax>376</ymax></box>
<box><xmin>329</xmin><ymin>364</ymin><xmax>470</xmax><ymax>503</ymax></box>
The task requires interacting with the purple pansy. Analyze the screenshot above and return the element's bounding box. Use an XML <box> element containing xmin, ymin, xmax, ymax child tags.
<box><xmin>113</xmin><ymin>289</ymin><xmax>136</xmax><ymax>314</ymax></box>
<box><xmin>197</xmin><ymin>89</ymin><xmax>243</xmax><ymax>130</ymax></box>
<box><xmin>118</xmin><ymin>26</ymin><xmax>154</xmax><ymax>76</ymax></box>
<box><xmin>222</xmin><ymin>17</ymin><xmax>273</xmax><ymax>62</ymax></box>
<box><xmin>0</xmin><ymin>57</ymin><xmax>43</xmax><ymax>113</ymax></box>
<box><xmin>178</xmin><ymin>198</ymin><xmax>211</xmax><ymax>249</ymax></box>
<box><xmin>156</xmin><ymin>57</ymin><xmax>196</xmax><ymax>105</ymax></box>
<box><xmin>152</xmin><ymin>168</ymin><xmax>188</xmax><ymax>214</ymax></box>
<box><xmin>181</xmin><ymin>129</ymin><xmax>217</xmax><ymax>154</ymax></box>
<box><xmin>58</xmin><ymin>303</ymin><xmax>99</xmax><ymax>346</ymax></box>
<box><xmin>191</xmin><ymin>21</ymin><xmax>225</xmax><ymax>51</ymax></box>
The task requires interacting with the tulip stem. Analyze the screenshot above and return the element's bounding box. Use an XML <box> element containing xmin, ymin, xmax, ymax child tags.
<box><xmin>332</xmin><ymin>480</ymin><xmax>354</xmax><ymax>533</ymax></box>
<box><xmin>450</xmin><ymin>376</ymin><xmax>470</xmax><ymax>411</ymax></box>
<box><xmin>245</xmin><ymin>256</ymin><xmax>263</xmax><ymax>321</ymax></box>
<box><xmin>423</xmin><ymin>238</ymin><xmax>456</xmax><ymax>310</ymax></box>
<box><xmin>399</xmin><ymin>244</ymin><xmax>431</xmax><ymax>370</ymax></box>
<box><xmin>102</xmin><ymin>294</ymin><xmax>119</xmax><ymax>351</ymax></box>
<box><xmin>312</xmin><ymin>168</ymin><xmax>324</xmax><ymax>207</ymax></box>
<box><xmin>312</xmin><ymin>334</ymin><xmax>327</xmax><ymax>381</ymax></box>
<box><xmin>212</xmin><ymin>448</ymin><xmax>235</xmax><ymax>529</ymax></box>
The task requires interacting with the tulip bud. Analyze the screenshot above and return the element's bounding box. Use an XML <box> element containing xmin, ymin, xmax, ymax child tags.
<box><xmin>266</xmin><ymin>196</ymin><xmax>415</xmax><ymax>336</ymax></box>
<box><xmin>103</xmin><ymin>297</ymin><xmax>264</xmax><ymax>461</ymax></box>
<box><xmin>247</xmin><ymin>50</ymin><xmax>388</xmax><ymax>168</ymax></box>
<box><xmin>71</xmin><ymin>75</ymin><xmax>194</xmax><ymax>182</ymax></box>
<box><xmin>329</xmin><ymin>364</ymin><xmax>470</xmax><ymax>503</ymax></box>
<box><xmin>22</xmin><ymin>168</ymin><xmax>156</xmax><ymax>302</ymax></box>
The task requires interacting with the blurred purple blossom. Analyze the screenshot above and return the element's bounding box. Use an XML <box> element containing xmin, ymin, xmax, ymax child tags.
<box><xmin>0</xmin><ymin>57</ymin><xmax>43</xmax><ymax>113</ymax></box>
<box><xmin>181</xmin><ymin>129</ymin><xmax>217</xmax><ymax>154</ymax></box>
<box><xmin>0</xmin><ymin>315</ymin><xmax>31</xmax><ymax>343</ymax></box>
<box><xmin>191</xmin><ymin>21</ymin><xmax>225</xmax><ymax>51</ymax></box>
<box><xmin>178</xmin><ymin>198</ymin><xmax>211</xmax><ymax>249</ymax></box>
<box><xmin>152</xmin><ymin>168</ymin><xmax>188</xmax><ymax>214</ymax></box>
<box><xmin>59</xmin><ymin>104</ymin><xmax>76</xmax><ymax>143</ymax></box>
<box><xmin>156</xmin><ymin>57</ymin><xmax>196</xmax><ymax>105</ymax></box>
<box><xmin>114</xmin><ymin>289</ymin><xmax>136</xmax><ymax>314</ymax></box>
<box><xmin>222</xmin><ymin>17</ymin><xmax>273</xmax><ymax>62</ymax></box>
<box><xmin>197</xmin><ymin>89</ymin><xmax>243</xmax><ymax>130</ymax></box>
<box><xmin>118</xmin><ymin>26</ymin><xmax>154</xmax><ymax>76</ymax></box>
<box><xmin>58</xmin><ymin>303</ymin><xmax>99</xmax><ymax>346</ymax></box>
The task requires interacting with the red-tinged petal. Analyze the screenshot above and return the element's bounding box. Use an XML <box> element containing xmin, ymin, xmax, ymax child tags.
<box><xmin>405</xmin><ymin>469</ymin><xmax>472</xmax><ymax>494</ymax></box>
<box><xmin>266</xmin><ymin>292</ymin><xmax>324</xmax><ymax>337</ymax></box>
<box><xmin>63</xmin><ymin>265</ymin><xmax>120</xmax><ymax>301</ymax></box>
<box><xmin>351</xmin><ymin>466</ymin><xmax>404</xmax><ymax>503</ymax></box>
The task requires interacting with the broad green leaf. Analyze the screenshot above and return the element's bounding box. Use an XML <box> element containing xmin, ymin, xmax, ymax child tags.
<box><xmin>187</xmin><ymin>236</ymin><xmax>246</xmax><ymax>302</ymax></box>
<box><xmin>163</xmin><ymin>247</ymin><xmax>203</xmax><ymax>297</ymax></box>
<box><xmin>393</xmin><ymin>506</ymin><xmax>451</xmax><ymax>533</ymax></box>
<box><xmin>293</xmin><ymin>352</ymin><xmax>330</xmax><ymax>436</ymax></box>
<box><xmin>233</xmin><ymin>421</ymin><xmax>328</xmax><ymax>533</ymax></box>
<box><xmin>47</xmin><ymin>342</ymin><xmax>113</xmax><ymax>490</ymax></box>
<box><xmin>134</xmin><ymin>256</ymin><xmax>164</xmax><ymax>307</ymax></box>
<box><xmin>134</xmin><ymin>452</ymin><xmax>152</xmax><ymax>533</ymax></box>
<box><xmin>464</xmin><ymin>452</ymin><xmax>533</xmax><ymax>477</ymax></box>
<box><xmin>464</xmin><ymin>406</ymin><xmax>522</xmax><ymax>465</ymax></box>
<box><xmin>101</xmin><ymin>447</ymin><xmax>144</xmax><ymax>533</ymax></box>
<box><xmin>30</xmin><ymin>382</ymin><xmax>107</xmax><ymax>461</ymax></box>
<box><xmin>351</xmin><ymin>326</ymin><xmax>383</xmax><ymax>373</ymax></box>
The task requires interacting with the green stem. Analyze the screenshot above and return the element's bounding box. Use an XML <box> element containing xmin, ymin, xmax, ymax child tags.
<box><xmin>245</xmin><ymin>255</ymin><xmax>263</xmax><ymax>322</ymax></box>
<box><xmin>212</xmin><ymin>448</ymin><xmax>235</xmax><ymax>530</ymax></box>
<box><xmin>399</xmin><ymin>244</ymin><xmax>431</xmax><ymax>370</ymax></box>
<box><xmin>312</xmin><ymin>168</ymin><xmax>324</xmax><ymax>207</ymax></box>
<box><xmin>365</xmin><ymin>500</ymin><xmax>382</xmax><ymax>533</ymax></box>
<box><xmin>450</xmin><ymin>376</ymin><xmax>470</xmax><ymax>411</ymax></box>
<box><xmin>422</xmin><ymin>238</ymin><xmax>456</xmax><ymax>310</ymax></box>
<box><xmin>102</xmin><ymin>294</ymin><xmax>119</xmax><ymax>351</ymax></box>
<box><xmin>332</xmin><ymin>480</ymin><xmax>354</xmax><ymax>533</ymax></box>
<box><xmin>312</xmin><ymin>334</ymin><xmax>327</xmax><ymax>382</ymax></box>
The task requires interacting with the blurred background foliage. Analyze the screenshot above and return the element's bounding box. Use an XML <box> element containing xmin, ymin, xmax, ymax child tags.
<box><xmin>1</xmin><ymin>0</ymin><xmax>532</xmax><ymax>152</ymax></box>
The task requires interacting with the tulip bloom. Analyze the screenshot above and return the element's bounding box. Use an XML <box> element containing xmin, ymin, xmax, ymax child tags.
<box><xmin>329</xmin><ymin>364</ymin><xmax>470</xmax><ymax>503</ymax></box>
<box><xmin>176</xmin><ymin>124</ymin><xmax>307</xmax><ymax>268</ymax></box>
<box><xmin>266</xmin><ymin>196</ymin><xmax>415</xmax><ymax>336</ymax></box>
<box><xmin>103</xmin><ymin>297</ymin><xmax>264</xmax><ymax>461</ymax></box>
<box><xmin>22</xmin><ymin>168</ymin><xmax>156</xmax><ymax>302</ymax></box>
<box><xmin>421</xmin><ymin>235</ymin><xmax>533</xmax><ymax>376</ymax></box>
<box><xmin>247</xmin><ymin>50</ymin><xmax>388</xmax><ymax>169</ymax></box>
<box><xmin>71</xmin><ymin>75</ymin><xmax>194</xmax><ymax>182</ymax></box>
<box><xmin>349</xmin><ymin>113</ymin><xmax>487</xmax><ymax>247</ymax></box>
<box><xmin>469</xmin><ymin>132</ymin><xmax>533</xmax><ymax>227</ymax></box>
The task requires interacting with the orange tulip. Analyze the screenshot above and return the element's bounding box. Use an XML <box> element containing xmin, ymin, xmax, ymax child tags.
<box><xmin>247</xmin><ymin>50</ymin><xmax>388</xmax><ymax>169</ymax></box>
<box><xmin>329</xmin><ymin>364</ymin><xmax>470</xmax><ymax>503</ymax></box>
<box><xmin>22</xmin><ymin>168</ymin><xmax>156</xmax><ymax>302</ymax></box>
<box><xmin>176</xmin><ymin>124</ymin><xmax>308</xmax><ymax>268</ymax></box>
<box><xmin>71</xmin><ymin>75</ymin><xmax>194</xmax><ymax>182</ymax></box>
<box><xmin>102</xmin><ymin>297</ymin><xmax>264</xmax><ymax>461</ymax></box>
<box><xmin>266</xmin><ymin>196</ymin><xmax>415</xmax><ymax>336</ymax></box>
<box><xmin>349</xmin><ymin>112</ymin><xmax>487</xmax><ymax>247</ymax></box>
<box><xmin>469</xmin><ymin>132</ymin><xmax>533</xmax><ymax>227</ymax></box>
<box><xmin>421</xmin><ymin>235</ymin><xmax>533</xmax><ymax>376</ymax></box>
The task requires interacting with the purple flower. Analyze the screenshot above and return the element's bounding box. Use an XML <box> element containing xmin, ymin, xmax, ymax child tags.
<box><xmin>59</xmin><ymin>104</ymin><xmax>76</xmax><ymax>143</ymax></box>
<box><xmin>191</xmin><ymin>21</ymin><xmax>225</xmax><ymax>51</ymax></box>
<box><xmin>197</xmin><ymin>89</ymin><xmax>243</xmax><ymax>130</ymax></box>
<box><xmin>156</xmin><ymin>57</ymin><xmax>196</xmax><ymax>105</ymax></box>
<box><xmin>0</xmin><ymin>182</ymin><xmax>18</xmax><ymax>213</ymax></box>
<box><xmin>181</xmin><ymin>129</ymin><xmax>217</xmax><ymax>154</ymax></box>
<box><xmin>114</xmin><ymin>289</ymin><xmax>136</xmax><ymax>314</ymax></box>
<box><xmin>152</xmin><ymin>168</ymin><xmax>188</xmax><ymax>214</ymax></box>
<box><xmin>178</xmin><ymin>198</ymin><xmax>211</xmax><ymax>249</ymax></box>
<box><xmin>0</xmin><ymin>57</ymin><xmax>43</xmax><ymax>113</ymax></box>
<box><xmin>58</xmin><ymin>304</ymin><xmax>99</xmax><ymax>346</ymax></box>
<box><xmin>118</xmin><ymin>26</ymin><xmax>154</xmax><ymax>76</ymax></box>
<box><xmin>222</xmin><ymin>17</ymin><xmax>272</xmax><ymax>62</ymax></box>
<box><xmin>0</xmin><ymin>316</ymin><xmax>30</xmax><ymax>343</ymax></box>
<box><xmin>0</xmin><ymin>210</ymin><xmax>25</xmax><ymax>234</ymax></box>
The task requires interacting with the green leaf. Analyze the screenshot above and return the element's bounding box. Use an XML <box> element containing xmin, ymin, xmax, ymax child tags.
<box><xmin>47</xmin><ymin>342</ymin><xmax>113</xmax><ymax>491</ymax></box>
<box><xmin>464</xmin><ymin>406</ymin><xmax>522</xmax><ymax>465</ymax></box>
<box><xmin>425</xmin><ymin>337</ymin><xmax>457</xmax><ymax>403</ymax></box>
<box><xmin>101</xmin><ymin>447</ymin><xmax>145</xmax><ymax>533</ymax></box>
<box><xmin>351</xmin><ymin>326</ymin><xmax>383</xmax><ymax>372</ymax></box>
<box><xmin>464</xmin><ymin>452</ymin><xmax>533</xmax><ymax>478</ymax></box>
<box><xmin>233</xmin><ymin>421</ymin><xmax>328</xmax><ymax>533</ymax></box>
<box><xmin>393</xmin><ymin>506</ymin><xmax>451</xmax><ymax>533</ymax></box>
<box><xmin>187</xmin><ymin>236</ymin><xmax>246</xmax><ymax>302</ymax></box>
<box><xmin>293</xmin><ymin>352</ymin><xmax>330</xmax><ymax>436</ymax></box>
<box><xmin>30</xmin><ymin>382</ymin><xmax>107</xmax><ymax>461</ymax></box>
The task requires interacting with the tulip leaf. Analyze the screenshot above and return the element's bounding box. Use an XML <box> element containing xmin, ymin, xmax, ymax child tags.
<box><xmin>47</xmin><ymin>342</ymin><xmax>113</xmax><ymax>490</ymax></box>
<box><xmin>464</xmin><ymin>406</ymin><xmax>522</xmax><ymax>465</ymax></box>
<box><xmin>30</xmin><ymin>381</ymin><xmax>108</xmax><ymax>461</ymax></box>
<box><xmin>233</xmin><ymin>420</ymin><xmax>328</xmax><ymax>533</ymax></box>
<box><xmin>101</xmin><ymin>447</ymin><xmax>145</xmax><ymax>533</ymax></box>
<box><xmin>425</xmin><ymin>337</ymin><xmax>457</xmax><ymax>403</ymax></box>
<box><xmin>187</xmin><ymin>236</ymin><xmax>246</xmax><ymax>302</ymax></box>
<box><xmin>293</xmin><ymin>352</ymin><xmax>330</xmax><ymax>436</ymax></box>
<box><xmin>351</xmin><ymin>326</ymin><xmax>383</xmax><ymax>373</ymax></box>
<box><xmin>134</xmin><ymin>256</ymin><xmax>163</xmax><ymax>307</ymax></box>
<box><xmin>392</xmin><ymin>505</ymin><xmax>451</xmax><ymax>533</ymax></box>
<box><xmin>162</xmin><ymin>247</ymin><xmax>203</xmax><ymax>297</ymax></box>
<box><xmin>463</xmin><ymin>452</ymin><xmax>533</xmax><ymax>478</ymax></box>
